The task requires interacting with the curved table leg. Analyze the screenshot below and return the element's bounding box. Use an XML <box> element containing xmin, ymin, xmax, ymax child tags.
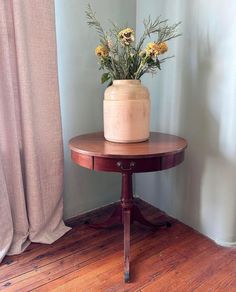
<box><xmin>121</xmin><ymin>173</ymin><xmax>133</xmax><ymax>283</ymax></box>
<box><xmin>132</xmin><ymin>204</ymin><xmax>171</xmax><ymax>229</ymax></box>
<box><xmin>123</xmin><ymin>209</ymin><xmax>131</xmax><ymax>283</ymax></box>
<box><xmin>88</xmin><ymin>172</ymin><xmax>171</xmax><ymax>283</ymax></box>
<box><xmin>88</xmin><ymin>203</ymin><xmax>171</xmax><ymax>229</ymax></box>
<box><xmin>89</xmin><ymin>204</ymin><xmax>122</xmax><ymax>228</ymax></box>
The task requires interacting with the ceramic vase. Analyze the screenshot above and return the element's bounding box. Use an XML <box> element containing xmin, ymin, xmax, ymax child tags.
<box><xmin>103</xmin><ymin>80</ymin><xmax>150</xmax><ymax>143</ymax></box>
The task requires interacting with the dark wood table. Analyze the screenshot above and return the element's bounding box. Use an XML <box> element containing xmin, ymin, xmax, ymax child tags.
<box><xmin>69</xmin><ymin>132</ymin><xmax>187</xmax><ymax>282</ymax></box>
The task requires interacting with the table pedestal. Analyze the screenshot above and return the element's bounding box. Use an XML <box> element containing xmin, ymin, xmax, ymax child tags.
<box><xmin>89</xmin><ymin>173</ymin><xmax>171</xmax><ymax>282</ymax></box>
<box><xmin>70</xmin><ymin>132</ymin><xmax>187</xmax><ymax>283</ymax></box>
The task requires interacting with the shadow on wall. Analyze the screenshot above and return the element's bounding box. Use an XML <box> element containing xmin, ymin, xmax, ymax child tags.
<box><xmin>179</xmin><ymin>0</ymin><xmax>236</xmax><ymax>244</ymax></box>
<box><xmin>136</xmin><ymin>0</ymin><xmax>236</xmax><ymax>245</ymax></box>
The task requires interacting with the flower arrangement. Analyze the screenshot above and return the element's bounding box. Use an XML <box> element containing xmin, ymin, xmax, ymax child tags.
<box><xmin>86</xmin><ymin>5</ymin><xmax>181</xmax><ymax>84</ymax></box>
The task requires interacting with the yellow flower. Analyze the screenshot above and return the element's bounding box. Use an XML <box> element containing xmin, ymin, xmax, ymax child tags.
<box><xmin>157</xmin><ymin>42</ymin><xmax>168</xmax><ymax>54</ymax></box>
<box><xmin>95</xmin><ymin>45</ymin><xmax>109</xmax><ymax>58</ymax></box>
<box><xmin>145</xmin><ymin>42</ymin><xmax>168</xmax><ymax>58</ymax></box>
<box><xmin>145</xmin><ymin>42</ymin><xmax>159</xmax><ymax>57</ymax></box>
<box><xmin>118</xmin><ymin>28</ymin><xmax>135</xmax><ymax>46</ymax></box>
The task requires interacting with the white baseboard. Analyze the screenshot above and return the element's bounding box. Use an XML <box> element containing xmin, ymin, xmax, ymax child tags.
<box><xmin>214</xmin><ymin>240</ymin><xmax>236</xmax><ymax>247</ymax></box>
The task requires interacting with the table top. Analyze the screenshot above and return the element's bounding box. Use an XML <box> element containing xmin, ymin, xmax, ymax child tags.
<box><xmin>69</xmin><ymin>132</ymin><xmax>187</xmax><ymax>159</ymax></box>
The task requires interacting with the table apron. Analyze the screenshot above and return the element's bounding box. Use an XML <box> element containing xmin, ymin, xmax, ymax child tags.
<box><xmin>71</xmin><ymin>152</ymin><xmax>93</xmax><ymax>169</ymax></box>
<box><xmin>95</xmin><ymin>152</ymin><xmax>185</xmax><ymax>173</ymax></box>
<box><xmin>71</xmin><ymin>151</ymin><xmax>185</xmax><ymax>173</ymax></box>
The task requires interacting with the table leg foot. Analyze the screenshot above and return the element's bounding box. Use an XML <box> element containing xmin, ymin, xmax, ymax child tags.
<box><xmin>166</xmin><ymin>221</ymin><xmax>172</xmax><ymax>228</ymax></box>
<box><xmin>124</xmin><ymin>271</ymin><xmax>130</xmax><ymax>283</ymax></box>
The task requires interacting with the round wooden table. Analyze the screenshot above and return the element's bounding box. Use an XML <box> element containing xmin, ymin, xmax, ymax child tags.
<box><xmin>69</xmin><ymin>132</ymin><xmax>187</xmax><ymax>282</ymax></box>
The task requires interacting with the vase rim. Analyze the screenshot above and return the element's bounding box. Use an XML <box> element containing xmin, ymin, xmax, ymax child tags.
<box><xmin>113</xmin><ymin>79</ymin><xmax>141</xmax><ymax>85</ymax></box>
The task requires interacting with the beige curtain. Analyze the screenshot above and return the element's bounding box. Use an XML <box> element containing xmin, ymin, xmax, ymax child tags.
<box><xmin>0</xmin><ymin>0</ymin><xmax>70</xmax><ymax>262</ymax></box>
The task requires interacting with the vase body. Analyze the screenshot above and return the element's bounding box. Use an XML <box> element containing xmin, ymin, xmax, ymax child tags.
<box><xmin>104</xmin><ymin>80</ymin><xmax>150</xmax><ymax>143</ymax></box>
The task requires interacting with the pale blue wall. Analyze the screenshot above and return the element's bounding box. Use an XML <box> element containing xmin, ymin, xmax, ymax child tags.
<box><xmin>55</xmin><ymin>0</ymin><xmax>136</xmax><ymax>219</ymax></box>
<box><xmin>135</xmin><ymin>0</ymin><xmax>236</xmax><ymax>246</ymax></box>
<box><xmin>55</xmin><ymin>0</ymin><xmax>236</xmax><ymax>246</ymax></box>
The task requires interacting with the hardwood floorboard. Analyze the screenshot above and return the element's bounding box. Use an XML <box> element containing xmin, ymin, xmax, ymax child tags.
<box><xmin>34</xmin><ymin>224</ymin><xmax>188</xmax><ymax>292</ymax></box>
<box><xmin>0</xmin><ymin>199</ymin><xmax>235</xmax><ymax>292</ymax></box>
<box><xmin>0</xmin><ymin>203</ymin><xmax>121</xmax><ymax>277</ymax></box>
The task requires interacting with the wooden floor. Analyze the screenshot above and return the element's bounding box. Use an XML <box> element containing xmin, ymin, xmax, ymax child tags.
<box><xmin>0</xmin><ymin>199</ymin><xmax>235</xmax><ymax>292</ymax></box>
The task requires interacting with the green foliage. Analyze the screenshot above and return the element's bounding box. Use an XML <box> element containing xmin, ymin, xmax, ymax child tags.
<box><xmin>85</xmin><ymin>4</ymin><xmax>108</xmax><ymax>45</ymax></box>
<box><xmin>85</xmin><ymin>4</ymin><xmax>181</xmax><ymax>84</ymax></box>
<box><xmin>101</xmin><ymin>72</ymin><xmax>110</xmax><ymax>84</ymax></box>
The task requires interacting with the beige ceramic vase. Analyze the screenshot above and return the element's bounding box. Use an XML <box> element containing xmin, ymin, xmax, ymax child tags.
<box><xmin>103</xmin><ymin>80</ymin><xmax>150</xmax><ymax>143</ymax></box>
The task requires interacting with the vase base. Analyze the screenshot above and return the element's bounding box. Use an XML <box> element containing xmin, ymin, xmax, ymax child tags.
<box><xmin>104</xmin><ymin>136</ymin><xmax>149</xmax><ymax>143</ymax></box>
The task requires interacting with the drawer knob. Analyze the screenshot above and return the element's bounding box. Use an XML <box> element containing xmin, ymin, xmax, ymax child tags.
<box><xmin>116</xmin><ymin>161</ymin><xmax>136</xmax><ymax>171</ymax></box>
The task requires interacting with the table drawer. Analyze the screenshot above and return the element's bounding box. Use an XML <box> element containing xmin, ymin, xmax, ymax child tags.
<box><xmin>94</xmin><ymin>151</ymin><xmax>185</xmax><ymax>173</ymax></box>
<box><xmin>94</xmin><ymin>157</ymin><xmax>161</xmax><ymax>173</ymax></box>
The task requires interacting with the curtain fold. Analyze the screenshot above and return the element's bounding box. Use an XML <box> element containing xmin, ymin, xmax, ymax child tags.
<box><xmin>0</xmin><ymin>0</ymin><xmax>70</xmax><ymax>262</ymax></box>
